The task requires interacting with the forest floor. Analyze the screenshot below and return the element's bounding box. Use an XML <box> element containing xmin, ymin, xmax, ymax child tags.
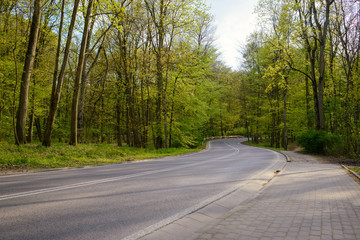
<box><xmin>0</xmin><ymin>142</ymin><xmax>199</xmax><ymax>175</ymax></box>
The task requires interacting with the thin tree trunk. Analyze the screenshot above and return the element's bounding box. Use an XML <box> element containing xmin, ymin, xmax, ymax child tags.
<box><xmin>78</xmin><ymin>16</ymin><xmax>96</xmax><ymax>142</ymax></box>
<box><xmin>145</xmin><ymin>0</ymin><xmax>166</xmax><ymax>149</ymax></box>
<box><xmin>16</xmin><ymin>0</ymin><xmax>42</xmax><ymax>144</ymax></box>
<box><xmin>308</xmin><ymin>46</ymin><xmax>321</xmax><ymax>130</ymax></box>
<box><xmin>43</xmin><ymin>0</ymin><xmax>79</xmax><ymax>146</ymax></box>
<box><xmin>155</xmin><ymin>50</ymin><xmax>164</xmax><ymax>149</ymax></box>
<box><xmin>282</xmin><ymin>85</ymin><xmax>288</xmax><ymax>150</ymax></box>
<box><xmin>304</xmin><ymin>53</ymin><xmax>312</xmax><ymax>129</ymax></box>
<box><xmin>0</xmin><ymin>107</ymin><xmax>3</xmax><ymax>141</ymax></box>
<box><xmin>12</xmin><ymin>5</ymin><xmax>20</xmax><ymax>145</ymax></box>
<box><xmin>69</xmin><ymin>0</ymin><xmax>94</xmax><ymax>146</ymax></box>
<box><xmin>296</xmin><ymin>0</ymin><xmax>334</xmax><ymax>131</ymax></box>
<box><xmin>35</xmin><ymin>117</ymin><xmax>42</xmax><ymax>142</ymax></box>
<box><xmin>27</xmin><ymin>106</ymin><xmax>34</xmax><ymax>143</ymax></box>
<box><xmin>116</xmin><ymin>99</ymin><xmax>122</xmax><ymax>147</ymax></box>
<box><xmin>315</xmin><ymin>0</ymin><xmax>334</xmax><ymax>130</ymax></box>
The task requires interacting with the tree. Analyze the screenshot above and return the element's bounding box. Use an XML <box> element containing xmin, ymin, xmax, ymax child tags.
<box><xmin>294</xmin><ymin>0</ymin><xmax>335</xmax><ymax>130</ymax></box>
<box><xmin>69</xmin><ymin>0</ymin><xmax>94</xmax><ymax>146</ymax></box>
<box><xmin>333</xmin><ymin>0</ymin><xmax>360</xmax><ymax>154</ymax></box>
<box><xmin>15</xmin><ymin>0</ymin><xmax>44</xmax><ymax>144</ymax></box>
<box><xmin>42</xmin><ymin>0</ymin><xmax>80</xmax><ymax>147</ymax></box>
<box><xmin>0</xmin><ymin>0</ymin><xmax>231</xmax><ymax>150</ymax></box>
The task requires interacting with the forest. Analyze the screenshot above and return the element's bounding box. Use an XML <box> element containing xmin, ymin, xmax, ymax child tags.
<box><xmin>0</xmin><ymin>0</ymin><xmax>359</xmax><ymax>159</ymax></box>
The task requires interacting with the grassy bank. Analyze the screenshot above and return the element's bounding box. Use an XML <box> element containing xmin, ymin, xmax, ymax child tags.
<box><xmin>242</xmin><ymin>140</ymin><xmax>287</xmax><ymax>151</ymax></box>
<box><xmin>351</xmin><ymin>167</ymin><xmax>360</xmax><ymax>174</ymax></box>
<box><xmin>0</xmin><ymin>143</ymin><xmax>199</xmax><ymax>171</ymax></box>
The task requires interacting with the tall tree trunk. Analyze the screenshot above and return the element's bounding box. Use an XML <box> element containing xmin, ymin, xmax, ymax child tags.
<box><xmin>12</xmin><ymin>5</ymin><xmax>20</xmax><ymax>145</ymax></box>
<box><xmin>116</xmin><ymin>98</ymin><xmax>122</xmax><ymax>147</ymax></box>
<box><xmin>27</xmin><ymin>106</ymin><xmax>34</xmax><ymax>143</ymax></box>
<box><xmin>220</xmin><ymin>107</ymin><xmax>224</xmax><ymax>137</ymax></box>
<box><xmin>145</xmin><ymin>0</ymin><xmax>167</xmax><ymax>149</ymax></box>
<box><xmin>35</xmin><ymin>117</ymin><xmax>42</xmax><ymax>142</ymax></box>
<box><xmin>69</xmin><ymin>0</ymin><xmax>94</xmax><ymax>146</ymax></box>
<box><xmin>271</xmin><ymin>111</ymin><xmax>275</xmax><ymax>148</ymax></box>
<box><xmin>305</xmin><ymin>55</ymin><xmax>312</xmax><ymax>129</ymax></box>
<box><xmin>308</xmin><ymin>46</ymin><xmax>321</xmax><ymax>130</ymax></box>
<box><xmin>282</xmin><ymin>84</ymin><xmax>288</xmax><ymax>150</ymax></box>
<box><xmin>315</xmin><ymin>0</ymin><xmax>334</xmax><ymax>130</ymax></box>
<box><xmin>78</xmin><ymin>17</ymin><xmax>96</xmax><ymax>143</ymax></box>
<box><xmin>43</xmin><ymin>0</ymin><xmax>79</xmax><ymax>146</ymax></box>
<box><xmin>296</xmin><ymin>0</ymin><xmax>334</xmax><ymax>131</ymax></box>
<box><xmin>155</xmin><ymin>50</ymin><xmax>164</xmax><ymax>149</ymax></box>
<box><xmin>0</xmin><ymin>107</ymin><xmax>3</xmax><ymax>141</ymax></box>
<box><xmin>15</xmin><ymin>0</ymin><xmax>42</xmax><ymax>144</ymax></box>
<box><xmin>329</xmin><ymin>27</ymin><xmax>338</xmax><ymax>133</ymax></box>
<box><xmin>27</xmin><ymin>76</ymin><xmax>37</xmax><ymax>144</ymax></box>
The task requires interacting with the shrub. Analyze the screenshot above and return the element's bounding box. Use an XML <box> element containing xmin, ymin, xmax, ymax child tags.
<box><xmin>296</xmin><ymin>130</ymin><xmax>341</xmax><ymax>155</ymax></box>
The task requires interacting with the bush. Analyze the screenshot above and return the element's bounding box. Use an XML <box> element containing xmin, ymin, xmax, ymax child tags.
<box><xmin>296</xmin><ymin>130</ymin><xmax>341</xmax><ymax>155</ymax></box>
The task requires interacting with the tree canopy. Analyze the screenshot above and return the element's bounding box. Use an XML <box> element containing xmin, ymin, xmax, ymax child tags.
<box><xmin>1</xmin><ymin>0</ymin><xmax>359</xmax><ymax>159</ymax></box>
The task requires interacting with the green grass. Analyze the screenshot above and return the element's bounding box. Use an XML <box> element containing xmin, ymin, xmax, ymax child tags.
<box><xmin>350</xmin><ymin>167</ymin><xmax>360</xmax><ymax>174</ymax></box>
<box><xmin>242</xmin><ymin>141</ymin><xmax>285</xmax><ymax>151</ymax></box>
<box><xmin>0</xmin><ymin>142</ymin><xmax>199</xmax><ymax>171</ymax></box>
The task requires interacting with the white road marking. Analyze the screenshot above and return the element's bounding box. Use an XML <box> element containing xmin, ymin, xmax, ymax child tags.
<box><xmin>0</xmin><ymin>145</ymin><xmax>240</xmax><ymax>201</ymax></box>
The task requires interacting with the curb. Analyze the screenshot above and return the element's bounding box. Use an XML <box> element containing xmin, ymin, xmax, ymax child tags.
<box><xmin>275</xmin><ymin>150</ymin><xmax>291</xmax><ymax>162</ymax></box>
<box><xmin>342</xmin><ymin>165</ymin><xmax>360</xmax><ymax>180</ymax></box>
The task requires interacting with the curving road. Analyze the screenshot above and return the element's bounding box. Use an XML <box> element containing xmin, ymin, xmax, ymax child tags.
<box><xmin>0</xmin><ymin>138</ymin><xmax>285</xmax><ymax>240</ymax></box>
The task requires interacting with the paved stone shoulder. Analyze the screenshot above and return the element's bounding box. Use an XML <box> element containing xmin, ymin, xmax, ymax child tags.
<box><xmin>194</xmin><ymin>162</ymin><xmax>360</xmax><ymax>240</ymax></box>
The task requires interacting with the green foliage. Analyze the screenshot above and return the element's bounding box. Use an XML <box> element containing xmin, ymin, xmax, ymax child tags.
<box><xmin>296</xmin><ymin>130</ymin><xmax>327</xmax><ymax>154</ymax></box>
<box><xmin>1</xmin><ymin>0</ymin><xmax>357</xmax><ymax>163</ymax></box>
<box><xmin>296</xmin><ymin>130</ymin><xmax>343</xmax><ymax>155</ymax></box>
<box><xmin>226</xmin><ymin>127</ymin><xmax>248</xmax><ymax>136</ymax></box>
<box><xmin>232</xmin><ymin>0</ymin><xmax>360</xmax><ymax>158</ymax></box>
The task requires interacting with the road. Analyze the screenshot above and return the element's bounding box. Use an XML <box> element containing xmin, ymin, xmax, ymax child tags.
<box><xmin>0</xmin><ymin>138</ymin><xmax>284</xmax><ymax>240</ymax></box>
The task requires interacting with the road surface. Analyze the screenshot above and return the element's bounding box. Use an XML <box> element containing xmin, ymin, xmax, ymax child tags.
<box><xmin>0</xmin><ymin>138</ymin><xmax>284</xmax><ymax>240</ymax></box>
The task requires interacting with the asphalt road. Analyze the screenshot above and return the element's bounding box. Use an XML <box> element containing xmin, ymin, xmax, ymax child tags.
<box><xmin>0</xmin><ymin>138</ymin><xmax>284</xmax><ymax>240</ymax></box>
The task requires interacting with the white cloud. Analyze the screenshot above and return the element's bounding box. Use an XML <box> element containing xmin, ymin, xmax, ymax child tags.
<box><xmin>205</xmin><ymin>0</ymin><xmax>258</xmax><ymax>70</ymax></box>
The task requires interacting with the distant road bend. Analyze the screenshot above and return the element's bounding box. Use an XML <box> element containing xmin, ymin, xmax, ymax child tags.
<box><xmin>0</xmin><ymin>138</ymin><xmax>285</xmax><ymax>240</ymax></box>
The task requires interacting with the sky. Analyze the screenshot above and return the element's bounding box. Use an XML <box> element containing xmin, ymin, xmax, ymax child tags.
<box><xmin>204</xmin><ymin>0</ymin><xmax>259</xmax><ymax>70</ymax></box>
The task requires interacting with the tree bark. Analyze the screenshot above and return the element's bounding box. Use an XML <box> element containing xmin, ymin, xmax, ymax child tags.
<box><xmin>314</xmin><ymin>0</ymin><xmax>334</xmax><ymax>130</ymax></box>
<box><xmin>282</xmin><ymin>84</ymin><xmax>288</xmax><ymax>150</ymax></box>
<box><xmin>0</xmin><ymin>107</ymin><xmax>3</xmax><ymax>141</ymax></box>
<box><xmin>116</xmin><ymin>97</ymin><xmax>123</xmax><ymax>147</ymax></box>
<box><xmin>78</xmin><ymin>16</ymin><xmax>96</xmax><ymax>142</ymax></box>
<box><xmin>15</xmin><ymin>0</ymin><xmax>42</xmax><ymax>144</ymax></box>
<box><xmin>296</xmin><ymin>0</ymin><xmax>334</xmax><ymax>130</ymax></box>
<box><xmin>27</xmin><ymin>106</ymin><xmax>34</xmax><ymax>143</ymax></box>
<box><xmin>69</xmin><ymin>0</ymin><xmax>94</xmax><ymax>146</ymax></box>
<box><xmin>43</xmin><ymin>0</ymin><xmax>79</xmax><ymax>146</ymax></box>
<box><xmin>35</xmin><ymin>117</ymin><xmax>42</xmax><ymax>142</ymax></box>
<box><xmin>145</xmin><ymin>0</ymin><xmax>167</xmax><ymax>149</ymax></box>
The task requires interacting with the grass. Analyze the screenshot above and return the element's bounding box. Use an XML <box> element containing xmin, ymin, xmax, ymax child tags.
<box><xmin>242</xmin><ymin>140</ymin><xmax>299</xmax><ymax>152</ymax></box>
<box><xmin>242</xmin><ymin>141</ymin><xmax>284</xmax><ymax>151</ymax></box>
<box><xmin>0</xmin><ymin>142</ymin><xmax>199</xmax><ymax>171</ymax></box>
<box><xmin>350</xmin><ymin>167</ymin><xmax>360</xmax><ymax>174</ymax></box>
